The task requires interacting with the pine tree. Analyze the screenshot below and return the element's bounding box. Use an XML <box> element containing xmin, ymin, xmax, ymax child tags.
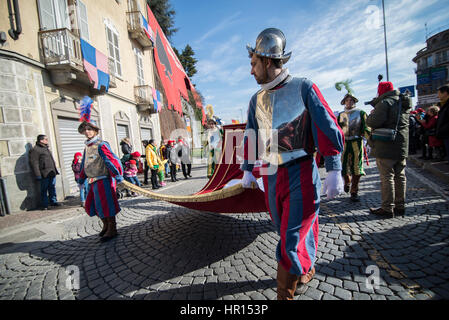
<box><xmin>179</xmin><ymin>45</ymin><xmax>198</xmax><ymax>78</ymax></box>
<box><xmin>147</xmin><ymin>0</ymin><xmax>178</xmax><ymax>40</ymax></box>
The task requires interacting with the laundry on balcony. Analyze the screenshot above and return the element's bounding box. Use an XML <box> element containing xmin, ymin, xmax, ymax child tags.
<box><xmin>80</xmin><ymin>38</ymin><xmax>110</xmax><ymax>91</ymax></box>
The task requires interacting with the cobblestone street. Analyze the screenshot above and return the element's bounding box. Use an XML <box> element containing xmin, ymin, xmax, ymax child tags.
<box><xmin>0</xmin><ymin>160</ymin><xmax>448</xmax><ymax>301</ymax></box>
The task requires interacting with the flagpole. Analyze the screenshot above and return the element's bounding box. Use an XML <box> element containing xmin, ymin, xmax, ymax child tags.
<box><xmin>382</xmin><ymin>0</ymin><xmax>389</xmax><ymax>81</ymax></box>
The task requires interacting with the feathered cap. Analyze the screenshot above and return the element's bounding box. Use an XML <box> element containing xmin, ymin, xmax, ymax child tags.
<box><xmin>77</xmin><ymin>96</ymin><xmax>100</xmax><ymax>134</ymax></box>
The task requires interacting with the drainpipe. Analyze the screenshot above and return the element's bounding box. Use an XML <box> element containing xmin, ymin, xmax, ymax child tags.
<box><xmin>7</xmin><ymin>0</ymin><xmax>22</xmax><ymax>40</ymax></box>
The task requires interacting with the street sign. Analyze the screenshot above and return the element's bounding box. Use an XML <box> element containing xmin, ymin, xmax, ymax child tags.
<box><xmin>399</xmin><ymin>85</ymin><xmax>415</xmax><ymax>97</ymax></box>
<box><xmin>417</xmin><ymin>93</ymin><xmax>439</xmax><ymax>105</ymax></box>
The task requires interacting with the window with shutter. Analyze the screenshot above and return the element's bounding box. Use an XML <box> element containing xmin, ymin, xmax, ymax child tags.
<box><xmin>106</xmin><ymin>22</ymin><xmax>122</xmax><ymax>77</ymax></box>
<box><xmin>77</xmin><ymin>0</ymin><xmax>89</xmax><ymax>40</ymax></box>
<box><xmin>135</xmin><ymin>47</ymin><xmax>145</xmax><ymax>85</ymax></box>
<box><xmin>38</xmin><ymin>0</ymin><xmax>69</xmax><ymax>30</ymax></box>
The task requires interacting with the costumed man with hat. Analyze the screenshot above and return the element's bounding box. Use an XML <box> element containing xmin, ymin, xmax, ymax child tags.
<box><xmin>241</xmin><ymin>28</ymin><xmax>345</xmax><ymax>300</ymax></box>
<box><xmin>76</xmin><ymin>96</ymin><xmax>124</xmax><ymax>242</ymax></box>
<box><xmin>336</xmin><ymin>91</ymin><xmax>371</xmax><ymax>202</ymax></box>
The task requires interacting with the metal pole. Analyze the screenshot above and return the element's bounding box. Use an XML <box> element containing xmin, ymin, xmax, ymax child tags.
<box><xmin>382</xmin><ymin>0</ymin><xmax>389</xmax><ymax>81</ymax></box>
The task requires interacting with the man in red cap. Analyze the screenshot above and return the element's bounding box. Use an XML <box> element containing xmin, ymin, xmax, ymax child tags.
<box><xmin>366</xmin><ymin>82</ymin><xmax>412</xmax><ymax>217</ymax></box>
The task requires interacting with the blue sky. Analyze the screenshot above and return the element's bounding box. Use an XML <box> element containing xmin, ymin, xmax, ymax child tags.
<box><xmin>169</xmin><ymin>0</ymin><xmax>449</xmax><ymax>124</ymax></box>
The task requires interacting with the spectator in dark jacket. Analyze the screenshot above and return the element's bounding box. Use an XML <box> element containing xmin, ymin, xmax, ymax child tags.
<box><xmin>366</xmin><ymin>82</ymin><xmax>411</xmax><ymax>218</ymax></box>
<box><xmin>120</xmin><ymin>137</ymin><xmax>133</xmax><ymax>155</ymax></box>
<box><xmin>29</xmin><ymin>134</ymin><xmax>61</xmax><ymax>210</ymax></box>
<box><xmin>436</xmin><ymin>84</ymin><xmax>449</xmax><ymax>164</ymax></box>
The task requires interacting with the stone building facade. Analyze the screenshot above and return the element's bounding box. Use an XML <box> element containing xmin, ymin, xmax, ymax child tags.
<box><xmin>0</xmin><ymin>0</ymin><xmax>164</xmax><ymax>213</ymax></box>
<box><xmin>413</xmin><ymin>28</ymin><xmax>449</xmax><ymax>108</ymax></box>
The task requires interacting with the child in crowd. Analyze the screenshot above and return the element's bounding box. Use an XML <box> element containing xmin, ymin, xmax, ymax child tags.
<box><xmin>124</xmin><ymin>159</ymin><xmax>140</xmax><ymax>197</ymax></box>
<box><xmin>71</xmin><ymin>152</ymin><xmax>88</xmax><ymax>207</ymax></box>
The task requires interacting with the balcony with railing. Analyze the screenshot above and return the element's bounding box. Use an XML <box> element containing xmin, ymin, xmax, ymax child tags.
<box><xmin>38</xmin><ymin>28</ymin><xmax>110</xmax><ymax>94</ymax></box>
<box><xmin>39</xmin><ymin>28</ymin><xmax>84</xmax><ymax>72</ymax></box>
<box><xmin>134</xmin><ymin>85</ymin><xmax>156</xmax><ymax>112</ymax></box>
<box><xmin>126</xmin><ymin>11</ymin><xmax>153</xmax><ymax>49</ymax></box>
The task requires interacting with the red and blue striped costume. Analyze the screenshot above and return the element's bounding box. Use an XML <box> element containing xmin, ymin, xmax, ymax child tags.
<box><xmin>78</xmin><ymin>138</ymin><xmax>124</xmax><ymax>218</ymax></box>
<box><xmin>242</xmin><ymin>77</ymin><xmax>344</xmax><ymax>276</ymax></box>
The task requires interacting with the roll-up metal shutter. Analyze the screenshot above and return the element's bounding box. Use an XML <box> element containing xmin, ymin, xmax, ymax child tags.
<box><xmin>140</xmin><ymin>127</ymin><xmax>153</xmax><ymax>141</ymax></box>
<box><xmin>116</xmin><ymin>124</ymin><xmax>129</xmax><ymax>156</ymax></box>
<box><xmin>57</xmin><ymin>117</ymin><xmax>87</xmax><ymax>194</ymax></box>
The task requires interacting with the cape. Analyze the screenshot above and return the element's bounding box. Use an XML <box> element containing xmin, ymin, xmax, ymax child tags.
<box><xmin>121</xmin><ymin>123</ymin><xmax>267</xmax><ymax>213</ymax></box>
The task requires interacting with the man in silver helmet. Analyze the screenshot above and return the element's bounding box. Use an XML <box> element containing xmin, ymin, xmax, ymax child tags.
<box><xmin>241</xmin><ymin>28</ymin><xmax>345</xmax><ymax>300</ymax></box>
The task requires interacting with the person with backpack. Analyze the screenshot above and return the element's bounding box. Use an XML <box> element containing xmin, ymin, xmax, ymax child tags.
<box><xmin>366</xmin><ymin>81</ymin><xmax>412</xmax><ymax>218</ymax></box>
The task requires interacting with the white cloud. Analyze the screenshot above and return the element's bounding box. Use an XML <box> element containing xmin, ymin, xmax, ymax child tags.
<box><xmin>194</xmin><ymin>12</ymin><xmax>242</xmax><ymax>44</ymax></box>
<box><xmin>191</xmin><ymin>0</ymin><xmax>449</xmax><ymax>121</ymax></box>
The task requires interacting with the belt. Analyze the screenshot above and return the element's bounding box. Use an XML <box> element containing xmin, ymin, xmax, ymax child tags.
<box><xmin>279</xmin><ymin>154</ymin><xmax>312</xmax><ymax>167</ymax></box>
<box><xmin>87</xmin><ymin>175</ymin><xmax>108</xmax><ymax>184</ymax></box>
<box><xmin>264</xmin><ymin>149</ymin><xmax>309</xmax><ymax>166</ymax></box>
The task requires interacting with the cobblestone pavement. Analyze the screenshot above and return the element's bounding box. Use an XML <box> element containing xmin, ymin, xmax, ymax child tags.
<box><xmin>0</xmin><ymin>161</ymin><xmax>448</xmax><ymax>300</ymax></box>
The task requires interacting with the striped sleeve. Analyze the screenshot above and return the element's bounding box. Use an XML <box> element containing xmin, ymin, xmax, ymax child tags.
<box><xmin>98</xmin><ymin>141</ymin><xmax>124</xmax><ymax>181</ymax></box>
<box><xmin>78</xmin><ymin>149</ymin><xmax>87</xmax><ymax>183</ymax></box>
<box><xmin>240</xmin><ymin>94</ymin><xmax>259</xmax><ymax>172</ymax></box>
<box><xmin>303</xmin><ymin>80</ymin><xmax>344</xmax><ymax>171</ymax></box>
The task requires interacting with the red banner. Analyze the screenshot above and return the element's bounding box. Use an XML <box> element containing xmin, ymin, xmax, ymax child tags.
<box><xmin>147</xmin><ymin>5</ymin><xmax>205</xmax><ymax>125</ymax></box>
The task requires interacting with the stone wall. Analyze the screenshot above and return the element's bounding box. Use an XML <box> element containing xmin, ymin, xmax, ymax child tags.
<box><xmin>0</xmin><ymin>57</ymin><xmax>63</xmax><ymax>213</ymax></box>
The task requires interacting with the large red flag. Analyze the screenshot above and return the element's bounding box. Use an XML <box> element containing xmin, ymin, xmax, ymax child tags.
<box><xmin>147</xmin><ymin>4</ymin><xmax>205</xmax><ymax>125</ymax></box>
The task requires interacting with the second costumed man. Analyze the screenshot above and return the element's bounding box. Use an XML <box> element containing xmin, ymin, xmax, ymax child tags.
<box><xmin>337</xmin><ymin>93</ymin><xmax>371</xmax><ymax>202</ymax></box>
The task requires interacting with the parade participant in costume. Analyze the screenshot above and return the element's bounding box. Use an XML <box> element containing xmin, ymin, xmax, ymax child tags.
<box><xmin>205</xmin><ymin>119</ymin><xmax>223</xmax><ymax>178</ymax></box>
<box><xmin>241</xmin><ymin>28</ymin><xmax>344</xmax><ymax>300</ymax></box>
<box><xmin>337</xmin><ymin>93</ymin><xmax>371</xmax><ymax>202</ymax></box>
<box><xmin>77</xmin><ymin>106</ymin><xmax>124</xmax><ymax>242</ymax></box>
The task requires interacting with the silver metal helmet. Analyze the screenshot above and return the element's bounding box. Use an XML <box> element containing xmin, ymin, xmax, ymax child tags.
<box><xmin>247</xmin><ymin>28</ymin><xmax>292</xmax><ymax>64</ymax></box>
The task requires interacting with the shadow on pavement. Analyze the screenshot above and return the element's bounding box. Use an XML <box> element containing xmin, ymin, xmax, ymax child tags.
<box><xmin>0</xmin><ymin>202</ymin><xmax>276</xmax><ymax>300</ymax></box>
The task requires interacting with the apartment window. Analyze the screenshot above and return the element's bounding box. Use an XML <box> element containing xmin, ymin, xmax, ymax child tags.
<box><xmin>38</xmin><ymin>0</ymin><xmax>70</xmax><ymax>30</ymax></box>
<box><xmin>77</xmin><ymin>0</ymin><xmax>89</xmax><ymax>40</ymax></box>
<box><xmin>443</xmin><ymin>50</ymin><xmax>449</xmax><ymax>63</ymax></box>
<box><xmin>134</xmin><ymin>48</ymin><xmax>145</xmax><ymax>85</ymax></box>
<box><xmin>105</xmin><ymin>22</ymin><xmax>122</xmax><ymax>77</ymax></box>
<box><xmin>427</xmin><ymin>55</ymin><xmax>433</xmax><ymax>68</ymax></box>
